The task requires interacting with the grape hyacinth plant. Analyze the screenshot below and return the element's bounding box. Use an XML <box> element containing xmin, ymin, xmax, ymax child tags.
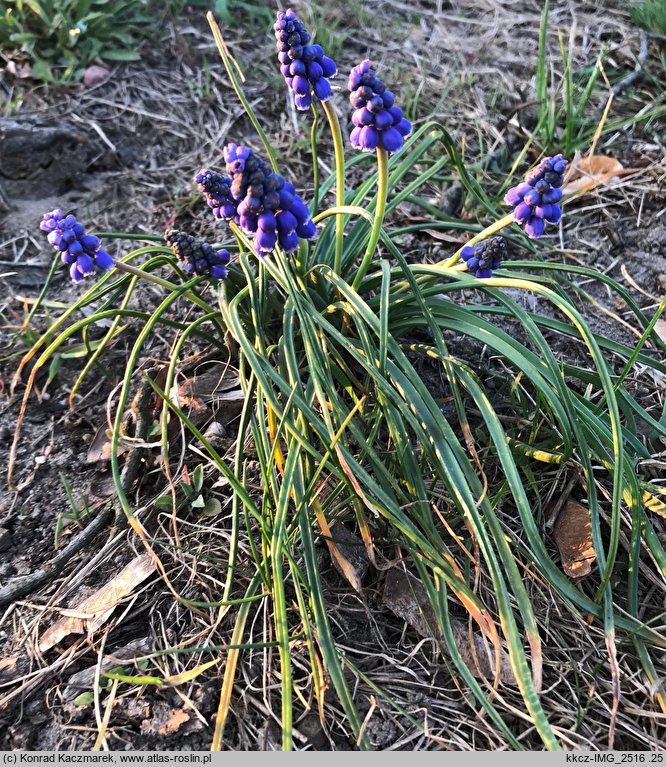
<box><xmin>348</xmin><ymin>59</ymin><xmax>412</xmax><ymax>153</ymax></box>
<box><xmin>274</xmin><ymin>8</ymin><xmax>337</xmax><ymax>110</ymax></box>
<box><xmin>10</xmin><ymin>7</ymin><xmax>666</xmax><ymax>756</ymax></box>
<box><xmin>197</xmin><ymin>143</ymin><xmax>316</xmax><ymax>257</ymax></box>
<box><xmin>194</xmin><ymin>169</ymin><xmax>237</xmax><ymax>221</ymax></box>
<box><xmin>165</xmin><ymin>229</ymin><xmax>231</xmax><ymax>280</ymax></box>
<box><xmin>504</xmin><ymin>153</ymin><xmax>567</xmax><ymax>238</ymax></box>
<box><xmin>441</xmin><ymin>153</ymin><xmax>569</xmax><ymax>270</ymax></box>
<box><xmin>346</xmin><ymin>60</ymin><xmax>412</xmax><ymax>289</ymax></box>
<box><xmin>460</xmin><ymin>237</ymin><xmax>506</xmax><ymax>278</ymax></box>
<box><xmin>40</xmin><ymin>209</ymin><xmax>113</xmax><ymax>283</ymax></box>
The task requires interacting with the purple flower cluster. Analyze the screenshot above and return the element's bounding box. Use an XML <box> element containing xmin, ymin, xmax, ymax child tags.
<box><xmin>504</xmin><ymin>154</ymin><xmax>568</xmax><ymax>239</ymax></box>
<box><xmin>274</xmin><ymin>8</ymin><xmax>336</xmax><ymax>110</ymax></box>
<box><xmin>40</xmin><ymin>209</ymin><xmax>113</xmax><ymax>283</ymax></box>
<box><xmin>165</xmin><ymin>230</ymin><xmax>230</xmax><ymax>280</ymax></box>
<box><xmin>348</xmin><ymin>60</ymin><xmax>411</xmax><ymax>153</ymax></box>
<box><xmin>197</xmin><ymin>143</ymin><xmax>316</xmax><ymax>257</ymax></box>
<box><xmin>461</xmin><ymin>237</ymin><xmax>506</xmax><ymax>278</ymax></box>
<box><xmin>194</xmin><ymin>169</ymin><xmax>237</xmax><ymax>221</ymax></box>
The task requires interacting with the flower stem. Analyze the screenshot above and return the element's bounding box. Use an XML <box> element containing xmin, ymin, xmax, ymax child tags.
<box><xmin>441</xmin><ymin>211</ymin><xmax>516</xmax><ymax>268</ymax></box>
<box><xmin>351</xmin><ymin>147</ymin><xmax>388</xmax><ymax>292</ymax></box>
<box><xmin>310</xmin><ymin>103</ymin><xmax>320</xmax><ymax>216</ymax></box>
<box><xmin>113</xmin><ymin>260</ymin><xmax>214</xmax><ymax>313</ymax></box>
<box><xmin>322</xmin><ymin>99</ymin><xmax>346</xmax><ymax>275</ymax></box>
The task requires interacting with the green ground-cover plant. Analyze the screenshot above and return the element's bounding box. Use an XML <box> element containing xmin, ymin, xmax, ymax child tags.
<box><xmin>7</xmin><ymin>5</ymin><xmax>666</xmax><ymax>751</ymax></box>
<box><xmin>1</xmin><ymin>0</ymin><xmax>157</xmax><ymax>81</ymax></box>
<box><xmin>631</xmin><ymin>0</ymin><xmax>666</xmax><ymax>35</ymax></box>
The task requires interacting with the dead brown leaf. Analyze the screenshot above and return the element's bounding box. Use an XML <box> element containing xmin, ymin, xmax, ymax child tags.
<box><xmin>39</xmin><ymin>555</ymin><xmax>157</xmax><ymax>652</ymax></box>
<box><xmin>324</xmin><ymin>521</ymin><xmax>370</xmax><ymax>594</ymax></box>
<box><xmin>141</xmin><ymin>701</ymin><xmax>197</xmax><ymax>737</ymax></box>
<box><xmin>140</xmin><ymin>703</ymin><xmax>193</xmax><ymax>737</ymax></box>
<box><xmin>553</xmin><ymin>500</ymin><xmax>596</xmax><ymax>578</ymax></box>
<box><xmin>86</xmin><ymin>423</ymin><xmax>127</xmax><ymax>464</ymax></box>
<box><xmin>170</xmin><ymin>369</ymin><xmax>244</xmax><ymax>434</ymax></box>
<box><xmin>87</xmin><ymin>472</ymin><xmax>117</xmax><ymax>501</ymax></box>
<box><xmin>383</xmin><ymin>569</ymin><xmax>516</xmax><ymax>685</ymax></box>
<box><xmin>0</xmin><ymin>655</ymin><xmax>24</xmax><ymax>684</ymax></box>
<box><xmin>562</xmin><ymin>155</ymin><xmax>632</xmax><ymax>196</ymax></box>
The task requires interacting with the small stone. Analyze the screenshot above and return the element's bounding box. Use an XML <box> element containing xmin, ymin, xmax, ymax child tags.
<box><xmin>83</xmin><ymin>65</ymin><xmax>110</xmax><ymax>87</ymax></box>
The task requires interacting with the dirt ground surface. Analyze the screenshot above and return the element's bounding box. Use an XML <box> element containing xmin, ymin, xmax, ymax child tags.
<box><xmin>1</xmin><ymin>0</ymin><xmax>665</xmax><ymax>751</ymax></box>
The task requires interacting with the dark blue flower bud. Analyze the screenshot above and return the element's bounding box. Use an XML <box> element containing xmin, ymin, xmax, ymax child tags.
<box><xmin>165</xmin><ymin>229</ymin><xmax>230</xmax><ymax>280</ymax></box>
<box><xmin>81</xmin><ymin>234</ymin><xmax>101</xmax><ymax>253</ymax></box>
<box><xmin>296</xmin><ymin>219</ymin><xmax>317</xmax><ymax>239</ymax></box>
<box><xmin>255</xmin><ymin>227</ymin><xmax>277</xmax><ymax>254</ymax></box>
<box><xmin>95</xmin><ymin>250</ymin><xmax>114</xmax><ymax>271</ymax></box>
<box><xmin>276</xmin><ymin>210</ymin><xmax>297</xmax><ymax>233</ymax></box>
<box><xmin>68</xmin><ymin>240</ymin><xmax>83</xmax><ymax>257</ymax></box>
<box><xmin>290</xmin><ymin>59</ymin><xmax>306</xmax><ymax>76</ymax></box>
<box><xmin>313</xmin><ymin>78</ymin><xmax>331</xmax><ymax>100</ymax></box>
<box><xmin>461</xmin><ymin>237</ymin><xmax>506</xmax><ymax>278</ymax></box>
<box><xmin>279</xmin><ymin>229</ymin><xmax>299</xmax><ymax>252</ymax></box>
<box><xmin>374</xmin><ymin>110</ymin><xmax>393</xmax><ymax>130</ymax></box>
<box><xmin>306</xmin><ymin>61</ymin><xmax>322</xmax><ymax>80</ymax></box>
<box><xmin>359</xmin><ymin>125</ymin><xmax>379</xmax><ymax>150</ymax></box>
<box><xmin>379</xmin><ymin>127</ymin><xmax>402</xmax><ymax>152</ymax></box>
<box><xmin>293</xmin><ymin>74</ymin><xmax>310</xmax><ymax>95</ymax></box>
<box><xmin>76</xmin><ymin>253</ymin><xmax>95</xmax><ymax>275</ymax></box>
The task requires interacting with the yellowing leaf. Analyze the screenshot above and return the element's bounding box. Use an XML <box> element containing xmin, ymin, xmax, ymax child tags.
<box><xmin>166</xmin><ymin>658</ymin><xmax>220</xmax><ymax>685</ymax></box>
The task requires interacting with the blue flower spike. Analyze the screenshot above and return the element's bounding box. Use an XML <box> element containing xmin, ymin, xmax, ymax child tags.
<box><xmin>165</xmin><ymin>230</ymin><xmax>231</xmax><ymax>280</ymax></box>
<box><xmin>194</xmin><ymin>170</ymin><xmax>237</xmax><ymax>221</ymax></box>
<box><xmin>197</xmin><ymin>144</ymin><xmax>317</xmax><ymax>258</ymax></box>
<box><xmin>348</xmin><ymin>60</ymin><xmax>412</xmax><ymax>153</ymax></box>
<box><xmin>461</xmin><ymin>237</ymin><xmax>506</xmax><ymax>278</ymax></box>
<box><xmin>274</xmin><ymin>8</ymin><xmax>337</xmax><ymax>110</ymax></box>
<box><xmin>504</xmin><ymin>154</ymin><xmax>568</xmax><ymax>239</ymax></box>
<box><xmin>40</xmin><ymin>209</ymin><xmax>113</xmax><ymax>283</ymax></box>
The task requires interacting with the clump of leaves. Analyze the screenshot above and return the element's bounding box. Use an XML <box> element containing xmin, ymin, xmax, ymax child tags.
<box><xmin>630</xmin><ymin>0</ymin><xmax>666</xmax><ymax>34</ymax></box>
<box><xmin>0</xmin><ymin>0</ymin><xmax>154</xmax><ymax>82</ymax></box>
<box><xmin>155</xmin><ymin>464</ymin><xmax>222</xmax><ymax>517</ymax></box>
